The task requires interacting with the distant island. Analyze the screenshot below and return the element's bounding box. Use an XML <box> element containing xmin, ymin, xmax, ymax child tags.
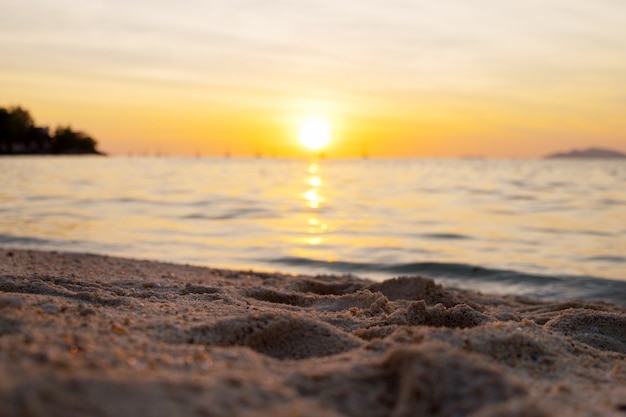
<box><xmin>0</xmin><ymin>106</ymin><xmax>104</xmax><ymax>155</ymax></box>
<box><xmin>545</xmin><ymin>147</ymin><xmax>626</xmax><ymax>159</ymax></box>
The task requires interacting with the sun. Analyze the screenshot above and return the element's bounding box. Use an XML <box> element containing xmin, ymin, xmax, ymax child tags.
<box><xmin>297</xmin><ymin>115</ymin><xmax>332</xmax><ymax>151</ymax></box>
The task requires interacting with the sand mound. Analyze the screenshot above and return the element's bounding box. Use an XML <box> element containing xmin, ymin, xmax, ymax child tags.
<box><xmin>0</xmin><ymin>249</ymin><xmax>625</xmax><ymax>416</ymax></box>
<box><xmin>289</xmin><ymin>343</ymin><xmax>526</xmax><ymax>417</ymax></box>
<box><xmin>186</xmin><ymin>312</ymin><xmax>363</xmax><ymax>359</ymax></box>
<box><xmin>367</xmin><ymin>276</ymin><xmax>461</xmax><ymax>306</ymax></box>
<box><xmin>545</xmin><ymin>309</ymin><xmax>626</xmax><ymax>353</ymax></box>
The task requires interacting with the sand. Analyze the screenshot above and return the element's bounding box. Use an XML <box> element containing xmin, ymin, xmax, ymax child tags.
<box><xmin>0</xmin><ymin>249</ymin><xmax>625</xmax><ymax>417</ymax></box>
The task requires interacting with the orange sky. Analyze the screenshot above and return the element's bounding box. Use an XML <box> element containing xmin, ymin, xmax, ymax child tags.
<box><xmin>2</xmin><ymin>1</ymin><xmax>626</xmax><ymax>157</ymax></box>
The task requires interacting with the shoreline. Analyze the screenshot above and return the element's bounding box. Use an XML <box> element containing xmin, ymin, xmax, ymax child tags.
<box><xmin>1</xmin><ymin>248</ymin><xmax>625</xmax><ymax>416</ymax></box>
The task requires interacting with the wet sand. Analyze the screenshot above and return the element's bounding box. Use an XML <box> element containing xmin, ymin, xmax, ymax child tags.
<box><xmin>1</xmin><ymin>249</ymin><xmax>625</xmax><ymax>416</ymax></box>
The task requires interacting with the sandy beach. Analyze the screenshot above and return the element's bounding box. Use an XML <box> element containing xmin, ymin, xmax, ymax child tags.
<box><xmin>0</xmin><ymin>248</ymin><xmax>624</xmax><ymax>416</ymax></box>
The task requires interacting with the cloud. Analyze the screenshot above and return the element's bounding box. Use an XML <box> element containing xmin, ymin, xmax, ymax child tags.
<box><xmin>2</xmin><ymin>0</ymin><xmax>626</xmax><ymax>104</ymax></box>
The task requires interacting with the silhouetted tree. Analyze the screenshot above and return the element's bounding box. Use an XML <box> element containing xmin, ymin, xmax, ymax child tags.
<box><xmin>52</xmin><ymin>126</ymin><xmax>99</xmax><ymax>154</ymax></box>
<box><xmin>0</xmin><ymin>108</ymin><xmax>10</xmax><ymax>153</ymax></box>
<box><xmin>24</xmin><ymin>126</ymin><xmax>52</xmax><ymax>153</ymax></box>
<box><xmin>0</xmin><ymin>106</ymin><xmax>35</xmax><ymax>153</ymax></box>
<box><xmin>0</xmin><ymin>105</ymin><xmax>102</xmax><ymax>155</ymax></box>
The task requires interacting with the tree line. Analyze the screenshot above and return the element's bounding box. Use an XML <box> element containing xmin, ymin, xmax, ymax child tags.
<box><xmin>0</xmin><ymin>106</ymin><xmax>103</xmax><ymax>155</ymax></box>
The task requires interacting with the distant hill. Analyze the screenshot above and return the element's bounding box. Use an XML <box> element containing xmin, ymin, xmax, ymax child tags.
<box><xmin>545</xmin><ymin>147</ymin><xmax>626</xmax><ymax>159</ymax></box>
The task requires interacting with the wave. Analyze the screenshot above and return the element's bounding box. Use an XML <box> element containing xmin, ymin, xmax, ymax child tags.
<box><xmin>418</xmin><ymin>233</ymin><xmax>472</xmax><ymax>240</ymax></box>
<box><xmin>0</xmin><ymin>234</ymin><xmax>125</xmax><ymax>253</ymax></box>
<box><xmin>265</xmin><ymin>256</ymin><xmax>626</xmax><ymax>306</ymax></box>
<box><xmin>180</xmin><ymin>207</ymin><xmax>273</xmax><ymax>220</ymax></box>
<box><xmin>585</xmin><ymin>255</ymin><xmax>626</xmax><ymax>263</ymax></box>
<box><xmin>0</xmin><ymin>234</ymin><xmax>57</xmax><ymax>246</ymax></box>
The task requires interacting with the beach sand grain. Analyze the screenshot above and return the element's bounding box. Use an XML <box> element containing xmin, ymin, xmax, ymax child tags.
<box><xmin>0</xmin><ymin>249</ymin><xmax>624</xmax><ymax>416</ymax></box>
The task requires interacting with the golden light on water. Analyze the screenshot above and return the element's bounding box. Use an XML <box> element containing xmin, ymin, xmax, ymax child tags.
<box><xmin>304</xmin><ymin>189</ymin><xmax>323</xmax><ymax>209</ymax></box>
<box><xmin>308</xmin><ymin>176</ymin><xmax>322</xmax><ymax>187</ymax></box>
<box><xmin>307</xmin><ymin>236</ymin><xmax>323</xmax><ymax>246</ymax></box>
<box><xmin>308</xmin><ymin>217</ymin><xmax>328</xmax><ymax>233</ymax></box>
<box><xmin>308</xmin><ymin>163</ymin><xmax>319</xmax><ymax>175</ymax></box>
<box><xmin>297</xmin><ymin>116</ymin><xmax>332</xmax><ymax>151</ymax></box>
<box><xmin>303</xmin><ymin>161</ymin><xmax>325</xmax><ymax>210</ymax></box>
<box><xmin>301</xmin><ymin>162</ymin><xmax>328</xmax><ymax>247</ymax></box>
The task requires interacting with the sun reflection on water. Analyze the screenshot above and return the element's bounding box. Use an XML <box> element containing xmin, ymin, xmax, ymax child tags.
<box><xmin>301</xmin><ymin>161</ymin><xmax>329</xmax><ymax>246</ymax></box>
<box><xmin>308</xmin><ymin>176</ymin><xmax>322</xmax><ymax>187</ymax></box>
<box><xmin>303</xmin><ymin>189</ymin><xmax>323</xmax><ymax>209</ymax></box>
<box><xmin>307</xmin><ymin>217</ymin><xmax>328</xmax><ymax>232</ymax></box>
<box><xmin>307</xmin><ymin>236</ymin><xmax>323</xmax><ymax>246</ymax></box>
<box><xmin>303</xmin><ymin>161</ymin><xmax>325</xmax><ymax>210</ymax></box>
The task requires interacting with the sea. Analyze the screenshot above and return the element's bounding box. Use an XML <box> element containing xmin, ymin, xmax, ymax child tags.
<box><xmin>1</xmin><ymin>156</ymin><xmax>625</xmax><ymax>305</ymax></box>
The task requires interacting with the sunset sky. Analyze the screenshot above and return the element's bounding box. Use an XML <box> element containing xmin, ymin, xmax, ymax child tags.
<box><xmin>2</xmin><ymin>0</ymin><xmax>626</xmax><ymax>157</ymax></box>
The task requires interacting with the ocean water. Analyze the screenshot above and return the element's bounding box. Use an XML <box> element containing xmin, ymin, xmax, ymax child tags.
<box><xmin>1</xmin><ymin>156</ymin><xmax>625</xmax><ymax>305</ymax></box>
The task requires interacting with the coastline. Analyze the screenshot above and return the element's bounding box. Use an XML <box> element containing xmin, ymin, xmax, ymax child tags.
<box><xmin>1</xmin><ymin>248</ymin><xmax>624</xmax><ymax>416</ymax></box>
